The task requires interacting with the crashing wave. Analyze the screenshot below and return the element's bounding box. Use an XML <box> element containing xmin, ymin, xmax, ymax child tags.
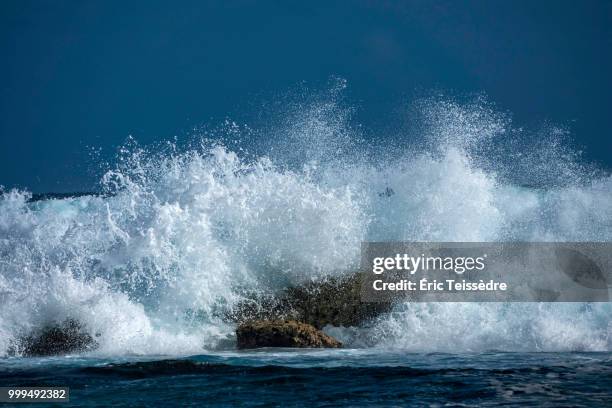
<box><xmin>1</xmin><ymin>87</ymin><xmax>610</xmax><ymax>356</ymax></box>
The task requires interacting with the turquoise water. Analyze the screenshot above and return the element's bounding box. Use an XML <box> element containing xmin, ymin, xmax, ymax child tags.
<box><xmin>1</xmin><ymin>351</ymin><xmax>610</xmax><ymax>406</ymax></box>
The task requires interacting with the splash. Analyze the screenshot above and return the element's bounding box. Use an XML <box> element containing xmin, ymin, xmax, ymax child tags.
<box><xmin>0</xmin><ymin>87</ymin><xmax>610</xmax><ymax>356</ymax></box>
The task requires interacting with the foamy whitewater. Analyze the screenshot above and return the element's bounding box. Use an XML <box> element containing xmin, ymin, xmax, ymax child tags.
<box><xmin>1</xmin><ymin>89</ymin><xmax>611</xmax><ymax>356</ymax></box>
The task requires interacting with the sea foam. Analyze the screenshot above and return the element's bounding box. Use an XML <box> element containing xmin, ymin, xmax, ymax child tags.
<box><xmin>1</xmin><ymin>88</ymin><xmax>610</xmax><ymax>356</ymax></box>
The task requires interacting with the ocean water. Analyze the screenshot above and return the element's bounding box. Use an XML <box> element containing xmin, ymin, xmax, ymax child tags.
<box><xmin>1</xmin><ymin>351</ymin><xmax>611</xmax><ymax>407</ymax></box>
<box><xmin>0</xmin><ymin>88</ymin><xmax>611</xmax><ymax>405</ymax></box>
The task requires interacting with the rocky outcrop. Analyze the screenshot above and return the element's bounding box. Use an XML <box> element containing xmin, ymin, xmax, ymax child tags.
<box><xmin>236</xmin><ymin>320</ymin><xmax>342</xmax><ymax>349</ymax></box>
<box><xmin>13</xmin><ymin>272</ymin><xmax>391</xmax><ymax>355</ymax></box>
<box><xmin>19</xmin><ymin>319</ymin><xmax>98</xmax><ymax>357</ymax></box>
<box><xmin>228</xmin><ymin>272</ymin><xmax>392</xmax><ymax>329</ymax></box>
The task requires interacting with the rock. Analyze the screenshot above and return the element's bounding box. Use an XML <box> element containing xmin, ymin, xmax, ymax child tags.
<box><xmin>284</xmin><ymin>273</ymin><xmax>393</xmax><ymax>328</ymax></box>
<box><xmin>20</xmin><ymin>319</ymin><xmax>98</xmax><ymax>357</ymax></box>
<box><xmin>229</xmin><ymin>272</ymin><xmax>393</xmax><ymax>329</ymax></box>
<box><xmin>236</xmin><ymin>320</ymin><xmax>342</xmax><ymax>349</ymax></box>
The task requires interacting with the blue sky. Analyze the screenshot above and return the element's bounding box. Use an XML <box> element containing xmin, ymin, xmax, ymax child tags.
<box><xmin>1</xmin><ymin>0</ymin><xmax>611</xmax><ymax>192</ymax></box>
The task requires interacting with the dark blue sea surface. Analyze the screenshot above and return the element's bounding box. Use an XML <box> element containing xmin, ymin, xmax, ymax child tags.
<box><xmin>1</xmin><ymin>350</ymin><xmax>610</xmax><ymax>407</ymax></box>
